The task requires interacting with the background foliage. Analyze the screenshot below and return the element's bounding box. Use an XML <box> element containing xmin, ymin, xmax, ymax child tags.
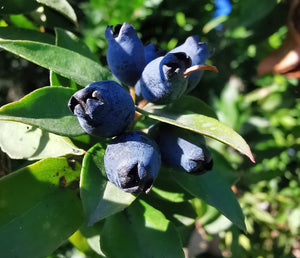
<box><xmin>0</xmin><ymin>0</ymin><xmax>299</xmax><ymax>257</ymax></box>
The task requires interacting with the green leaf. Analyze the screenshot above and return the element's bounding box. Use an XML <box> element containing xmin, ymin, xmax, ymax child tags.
<box><xmin>0</xmin><ymin>120</ymin><xmax>84</xmax><ymax>160</ymax></box>
<box><xmin>140</xmin><ymin>191</ymin><xmax>197</xmax><ymax>227</ymax></box>
<box><xmin>50</xmin><ymin>27</ymin><xmax>100</xmax><ymax>88</ymax></box>
<box><xmin>239</xmin><ymin>0</ymin><xmax>277</xmax><ymax>27</ymax></box>
<box><xmin>9</xmin><ymin>14</ymin><xmax>39</xmax><ymax>30</ymax></box>
<box><xmin>81</xmin><ymin>143</ymin><xmax>136</xmax><ymax>226</ymax></box>
<box><xmin>100</xmin><ymin>200</ymin><xmax>185</xmax><ymax>258</ymax></box>
<box><xmin>0</xmin><ymin>27</ymin><xmax>55</xmax><ymax>44</ymax></box>
<box><xmin>0</xmin><ymin>0</ymin><xmax>39</xmax><ymax>14</ymax></box>
<box><xmin>69</xmin><ymin>230</ymin><xmax>94</xmax><ymax>255</ymax></box>
<box><xmin>0</xmin><ymin>86</ymin><xmax>85</xmax><ymax>136</ymax></box>
<box><xmin>50</xmin><ymin>70</ymin><xmax>78</xmax><ymax>88</ymax></box>
<box><xmin>79</xmin><ymin>222</ymin><xmax>106</xmax><ymax>257</ymax></box>
<box><xmin>137</xmin><ymin>97</ymin><xmax>255</xmax><ymax>163</ymax></box>
<box><xmin>0</xmin><ymin>40</ymin><xmax>111</xmax><ymax>86</ymax></box>
<box><xmin>204</xmin><ymin>214</ymin><xmax>233</xmax><ymax>235</ymax></box>
<box><xmin>144</xmin><ymin>95</ymin><xmax>218</xmax><ymax>119</ymax></box>
<box><xmin>210</xmin><ymin>148</ymin><xmax>238</xmax><ymax>185</ymax></box>
<box><xmin>151</xmin><ymin>165</ymin><xmax>194</xmax><ymax>203</ymax></box>
<box><xmin>170</xmin><ymin>165</ymin><xmax>246</xmax><ymax>231</ymax></box>
<box><xmin>36</xmin><ymin>0</ymin><xmax>77</xmax><ymax>24</ymax></box>
<box><xmin>55</xmin><ymin>27</ymin><xmax>99</xmax><ymax>62</ymax></box>
<box><xmin>0</xmin><ymin>157</ymin><xmax>83</xmax><ymax>258</ymax></box>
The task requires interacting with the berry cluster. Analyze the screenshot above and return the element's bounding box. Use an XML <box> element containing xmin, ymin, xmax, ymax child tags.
<box><xmin>68</xmin><ymin>22</ymin><xmax>216</xmax><ymax>194</ymax></box>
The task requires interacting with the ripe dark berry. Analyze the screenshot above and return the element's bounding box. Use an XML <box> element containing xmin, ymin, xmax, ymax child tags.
<box><xmin>68</xmin><ymin>80</ymin><xmax>135</xmax><ymax>138</ymax></box>
<box><xmin>144</xmin><ymin>43</ymin><xmax>167</xmax><ymax>65</ymax></box>
<box><xmin>104</xmin><ymin>131</ymin><xmax>161</xmax><ymax>193</ymax></box>
<box><xmin>150</xmin><ymin>123</ymin><xmax>213</xmax><ymax>175</ymax></box>
<box><xmin>138</xmin><ymin>52</ymin><xmax>191</xmax><ymax>104</ymax></box>
<box><xmin>169</xmin><ymin>36</ymin><xmax>210</xmax><ymax>93</ymax></box>
<box><xmin>105</xmin><ymin>23</ymin><xmax>146</xmax><ymax>86</ymax></box>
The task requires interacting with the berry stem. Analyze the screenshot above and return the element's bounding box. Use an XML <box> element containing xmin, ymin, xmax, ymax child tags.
<box><xmin>130</xmin><ymin>86</ymin><xmax>136</xmax><ymax>104</ymax></box>
<box><xmin>184</xmin><ymin>64</ymin><xmax>219</xmax><ymax>76</ymax></box>
<box><xmin>129</xmin><ymin>99</ymin><xmax>149</xmax><ymax>130</ymax></box>
<box><xmin>138</xmin><ymin>99</ymin><xmax>148</xmax><ymax>109</ymax></box>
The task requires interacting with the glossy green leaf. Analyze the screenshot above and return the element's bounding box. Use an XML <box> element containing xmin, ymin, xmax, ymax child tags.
<box><xmin>0</xmin><ymin>27</ymin><xmax>55</xmax><ymax>44</ymax></box>
<box><xmin>0</xmin><ymin>40</ymin><xmax>111</xmax><ymax>86</ymax></box>
<box><xmin>151</xmin><ymin>165</ymin><xmax>194</xmax><ymax>203</ymax></box>
<box><xmin>0</xmin><ymin>120</ymin><xmax>84</xmax><ymax>160</ymax></box>
<box><xmin>81</xmin><ymin>143</ymin><xmax>136</xmax><ymax>226</ymax></box>
<box><xmin>196</xmin><ymin>203</ymin><xmax>221</xmax><ymax>226</ymax></box>
<box><xmin>55</xmin><ymin>27</ymin><xmax>99</xmax><ymax>62</ymax></box>
<box><xmin>140</xmin><ymin>191</ymin><xmax>197</xmax><ymax>227</ymax></box>
<box><xmin>0</xmin><ymin>86</ymin><xmax>85</xmax><ymax>136</ymax></box>
<box><xmin>137</xmin><ymin>97</ymin><xmax>255</xmax><ymax>162</ymax></box>
<box><xmin>171</xmin><ymin>165</ymin><xmax>246</xmax><ymax>231</ymax></box>
<box><xmin>50</xmin><ymin>27</ymin><xmax>100</xmax><ymax>87</ymax></box>
<box><xmin>69</xmin><ymin>230</ymin><xmax>94</xmax><ymax>255</ymax></box>
<box><xmin>204</xmin><ymin>214</ymin><xmax>233</xmax><ymax>235</ymax></box>
<box><xmin>37</xmin><ymin>0</ymin><xmax>77</xmax><ymax>24</ymax></box>
<box><xmin>100</xmin><ymin>200</ymin><xmax>185</xmax><ymax>258</ymax></box>
<box><xmin>143</xmin><ymin>95</ymin><xmax>218</xmax><ymax>119</ymax></box>
<box><xmin>9</xmin><ymin>15</ymin><xmax>39</xmax><ymax>30</ymax></box>
<box><xmin>79</xmin><ymin>222</ymin><xmax>106</xmax><ymax>257</ymax></box>
<box><xmin>50</xmin><ymin>70</ymin><xmax>78</xmax><ymax>88</ymax></box>
<box><xmin>0</xmin><ymin>0</ymin><xmax>39</xmax><ymax>14</ymax></box>
<box><xmin>0</xmin><ymin>158</ymin><xmax>83</xmax><ymax>258</ymax></box>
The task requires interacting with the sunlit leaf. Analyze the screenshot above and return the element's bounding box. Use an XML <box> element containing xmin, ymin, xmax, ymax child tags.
<box><xmin>0</xmin><ymin>120</ymin><xmax>84</xmax><ymax>160</ymax></box>
<box><xmin>0</xmin><ymin>86</ymin><xmax>85</xmax><ymax>136</ymax></box>
<box><xmin>0</xmin><ymin>40</ymin><xmax>111</xmax><ymax>86</ymax></box>
<box><xmin>81</xmin><ymin>143</ymin><xmax>136</xmax><ymax>226</ymax></box>
<box><xmin>0</xmin><ymin>158</ymin><xmax>83</xmax><ymax>258</ymax></box>
<box><xmin>100</xmin><ymin>200</ymin><xmax>185</xmax><ymax>258</ymax></box>
<box><xmin>137</xmin><ymin>96</ymin><xmax>255</xmax><ymax>162</ymax></box>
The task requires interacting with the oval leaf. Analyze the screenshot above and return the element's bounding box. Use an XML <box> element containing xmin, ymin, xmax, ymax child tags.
<box><xmin>0</xmin><ymin>0</ymin><xmax>39</xmax><ymax>14</ymax></box>
<box><xmin>81</xmin><ymin>143</ymin><xmax>136</xmax><ymax>226</ymax></box>
<box><xmin>0</xmin><ymin>27</ymin><xmax>54</xmax><ymax>43</ymax></box>
<box><xmin>50</xmin><ymin>27</ymin><xmax>100</xmax><ymax>87</ymax></box>
<box><xmin>0</xmin><ymin>158</ymin><xmax>83</xmax><ymax>258</ymax></box>
<box><xmin>137</xmin><ymin>100</ymin><xmax>255</xmax><ymax>162</ymax></box>
<box><xmin>55</xmin><ymin>27</ymin><xmax>99</xmax><ymax>62</ymax></box>
<box><xmin>169</xmin><ymin>157</ymin><xmax>246</xmax><ymax>231</ymax></box>
<box><xmin>0</xmin><ymin>40</ymin><xmax>111</xmax><ymax>86</ymax></box>
<box><xmin>100</xmin><ymin>200</ymin><xmax>185</xmax><ymax>258</ymax></box>
<box><xmin>36</xmin><ymin>0</ymin><xmax>77</xmax><ymax>24</ymax></box>
<box><xmin>0</xmin><ymin>120</ymin><xmax>84</xmax><ymax>160</ymax></box>
<box><xmin>0</xmin><ymin>86</ymin><xmax>85</xmax><ymax>136</ymax></box>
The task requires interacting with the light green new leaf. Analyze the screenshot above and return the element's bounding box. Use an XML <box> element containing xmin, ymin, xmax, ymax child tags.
<box><xmin>81</xmin><ymin>144</ymin><xmax>136</xmax><ymax>226</ymax></box>
<box><xmin>36</xmin><ymin>0</ymin><xmax>77</xmax><ymax>24</ymax></box>
<box><xmin>137</xmin><ymin>97</ymin><xmax>255</xmax><ymax>162</ymax></box>
<box><xmin>0</xmin><ymin>40</ymin><xmax>111</xmax><ymax>86</ymax></box>
<box><xmin>0</xmin><ymin>120</ymin><xmax>84</xmax><ymax>160</ymax></box>
<box><xmin>101</xmin><ymin>199</ymin><xmax>185</xmax><ymax>258</ymax></box>
<box><xmin>0</xmin><ymin>86</ymin><xmax>85</xmax><ymax>136</ymax></box>
<box><xmin>0</xmin><ymin>158</ymin><xmax>83</xmax><ymax>258</ymax></box>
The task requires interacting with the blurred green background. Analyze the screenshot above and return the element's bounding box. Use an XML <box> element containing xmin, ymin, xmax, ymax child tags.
<box><xmin>0</xmin><ymin>0</ymin><xmax>299</xmax><ymax>257</ymax></box>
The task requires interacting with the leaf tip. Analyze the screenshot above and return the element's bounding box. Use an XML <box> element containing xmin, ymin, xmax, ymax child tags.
<box><xmin>248</xmin><ymin>153</ymin><xmax>256</xmax><ymax>163</ymax></box>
